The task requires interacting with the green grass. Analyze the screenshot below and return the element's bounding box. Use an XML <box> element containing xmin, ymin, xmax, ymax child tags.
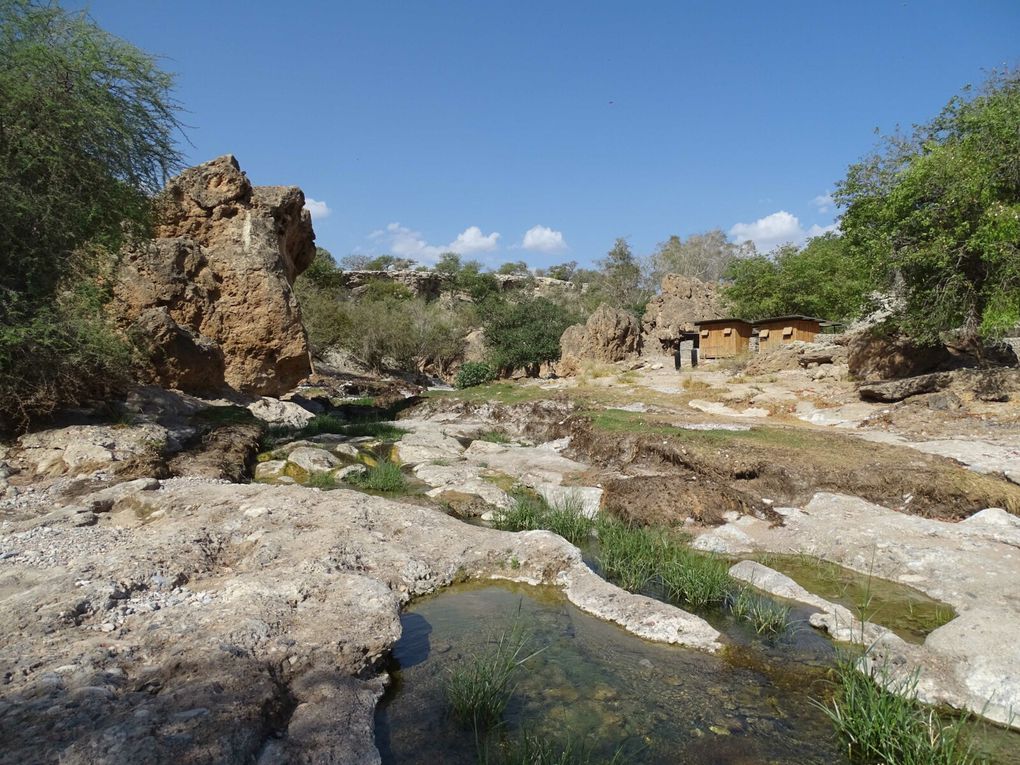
<box><xmin>585</xmin><ymin>408</ymin><xmax>814</xmax><ymax>450</ymax></box>
<box><xmin>817</xmin><ymin>651</ymin><xmax>975</xmax><ymax>765</ymax></box>
<box><xmin>492</xmin><ymin>490</ymin><xmax>792</xmax><ymax>631</ymax></box>
<box><xmin>338</xmin><ymin>421</ymin><xmax>408</xmax><ymax>440</ymax></box>
<box><xmin>343</xmin><ymin>461</ymin><xmax>408</xmax><ymax>492</ymax></box>
<box><xmin>193</xmin><ymin>405</ymin><xmax>258</xmax><ymax>426</ymax></box>
<box><xmin>492</xmin><ymin>492</ymin><xmax>595</xmax><ymax>546</ymax></box>
<box><xmin>445</xmin><ymin>610</ymin><xmax>544</xmax><ymax>731</ymax></box>
<box><xmin>477</xmin><ymin>429</ymin><xmax>513</xmax><ymax>444</ymax></box>
<box><xmin>427</xmin><ymin>382</ymin><xmax>548</xmax><ymax>405</ymax></box>
<box><xmin>478</xmin><ymin>733</ymin><xmax>631</xmax><ymax>765</ymax></box>
<box><xmin>305</xmin><ymin>471</ymin><xmax>339</xmax><ymax>490</ymax></box>
<box><xmin>727</xmin><ymin>586</ymin><xmax>793</xmax><ymax>634</ymax></box>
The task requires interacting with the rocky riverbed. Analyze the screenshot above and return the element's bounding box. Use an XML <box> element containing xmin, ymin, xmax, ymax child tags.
<box><xmin>2</xmin><ymin>359</ymin><xmax>1020</xmax><ymax>763</ymax></box>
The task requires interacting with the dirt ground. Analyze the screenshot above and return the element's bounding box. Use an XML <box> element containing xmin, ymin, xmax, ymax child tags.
<box><xmin>427</xmin><ymin>352</ymin><xmax>1020</xmax><ymax>523</ymax></box>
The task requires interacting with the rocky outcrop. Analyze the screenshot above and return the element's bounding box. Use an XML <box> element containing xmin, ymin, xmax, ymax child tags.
<box><xmin>112</xmin><ymin>155</ymin><xmax>315</xmax><ymax>396</ymax></box>
<box><xmin>858</xmin><ymin>372</ymin><xmax>954</xmax><ymax>403</ymax></box>
<box><xmin>642</xmin><ymin>275</ymin><xmax>725</xmax><ymax>350</ymax></box>
<box><xmin>0</xmin><ymin>478</ymin><xmax>721</xmax><ymax>763</ymax></box>
<box><xmin>742</xmin><ymin>339</ymin><xmax>849</xmax><ymax>376</ymax></box>
<box><xmin>847</xmin><ymin>332</ymin><xmax>955</xmax><ymax>382</ymax></box>
<box><xmin>338</xmin><ymin>269</ymin><xmax>450</xmax><ymax>300</ymax></box>
<box><xmin>557</xmin><ymin>304</ymin><xmax>642</xmax><ymax>375</ymax></box>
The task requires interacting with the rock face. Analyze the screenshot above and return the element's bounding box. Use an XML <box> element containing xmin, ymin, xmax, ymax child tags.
<box><xmin>558</xmin><ymin>304</ymin><xmax>642</xmax><ymax>374</ymax></box>
<box><xmin>642</xmin><ymin>275</ymin><xmax>725</xmax><ymax>350</ymax></box>
<box><xmin>112</xmin><ymin>155</ymin><xmax>315</xmax><ymax>396</ymax></box>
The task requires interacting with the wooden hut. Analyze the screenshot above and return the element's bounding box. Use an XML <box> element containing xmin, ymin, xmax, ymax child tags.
<box><xmin>694</xmin><ymin>318</ymin><xmax>753</xmax><ymax>359</ymax></box>
<box><xmin>753</xmin><ymin>315</ymin><xmax>825</xmax><ymax>352</ymax></box>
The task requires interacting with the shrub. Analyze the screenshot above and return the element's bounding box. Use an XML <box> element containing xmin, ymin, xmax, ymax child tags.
<box><xmin>455</xmin><ymin>362</ymin><xmax>496</xmax><ymax>389</ymax></box>
<box><xmin>482</xmin><ymin>297</ymin><xmax>576</xmax><ymax>373</ymax></box>
<box><xmin>0</xmin><ymin>1</ymin><xmax>183</xmax><ymax>432</ymax></box>
<box><xmin>343</xmin><ymin>461</ymin><xmax>407</xmax><ymax>493</ymax></box>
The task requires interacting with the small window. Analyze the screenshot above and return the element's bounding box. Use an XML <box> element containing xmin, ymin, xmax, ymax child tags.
<box><xmin>701</xmin><ymin>329</ymin><xmax>709</xmax><ymax>337</ymax></box>
<box><xmin>759</xmin><ymin>329</ymin><xmax>770</xmax><ymax>339</ymax></box>
<box><xmin>783</xmin><ymin>326</ymin><xmax>794</xmax><ymax>337</ymax></box>
<box><xmin>723</xmin><ymin>327</ymin><xmax>732</xmax><ymax>336</ymax></box>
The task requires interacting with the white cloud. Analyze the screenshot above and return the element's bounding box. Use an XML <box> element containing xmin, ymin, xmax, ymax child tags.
<box><xmin>811</xmin><ymin>192</ymin><xmax>834</xmax><ymax>214</ymax></box>
<box><xmin>365</xmin><ymin>222</ymin><xmax>500</xmax><ymax>263</ymax></box>
<box><xmin>304</xmin><ymin>197</ymin><xmax>331</xmax><ymax>221</ymax></box>
<box><xmin>729</xmin><ymin>211</ymin><xmax>803</xmax><ymax>252</ymax></box>
<box><xmin>521</xmin><ymin>225</ymin><xmax>568</xmax><ymax>253</ymax></box>
<box><xmin>449</xmin><ymin>225</ymin><xmax>500</xmax><ymax>255</ymax></box>
<box><xmin>807</xmin><ymin>222</ymin><xmax>839</xmax><ymax>238</ymax></box>
<box><xmin>730</xmin><ymin>210</ymin><xmax>840</xmax><ymax>251</ymax></box>
<box><xmin>729</xmin><ymin>210</ymin><xmax>839</xmax><ymax>252</ymax></box>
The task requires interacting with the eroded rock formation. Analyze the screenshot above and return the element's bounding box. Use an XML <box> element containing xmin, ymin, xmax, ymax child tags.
<box><xmin>558</xmin><ymin>303</ymin><xmax>642</xmax><ymax>374</ymax></box>
<box><xmin>112</xmin><ymin>155</ymin><xmax>315</xmax><ymax>396</ymax></box>
<box><xmin>642</xmin><ymin>274</ymin><xmax>725</xmax><ymax>350</ymax></box>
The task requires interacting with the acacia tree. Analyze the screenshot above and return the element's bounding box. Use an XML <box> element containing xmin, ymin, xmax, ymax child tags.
<box><xmin>0</xmin><ymin>0</ymin><xmax>184</xmax><ymax>429</ymax></box>
<box><xmin>836</xmin><ymin>69</ymin><xmax>1020</xmax><ymax>346</ymax></box>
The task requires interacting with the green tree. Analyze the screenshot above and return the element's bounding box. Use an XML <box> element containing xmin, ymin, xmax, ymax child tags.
<box><xmin>721</xmin><ymin>234</ymin><xmax>872</xmax><ymax>321</ymax></box>
<box><xmin>483</xmin><ymin>298</ymin><xmax>575</xmax><ymax>373</ymax></box>
<box><xmin>587</xmin><ymin>238</ymin><xmax>652</xmax><ymax>316</ymax></box>
<box><xmin>545</xmin><ymin>261</ymin><xmax>578</xmax><ymax>282</ymax></box>
<box><xmin>303</xmin><ymin>247</ymin><xmax>345</xmax><ymax>290</ymax></box>
<box><xmin>836</xmin><ymin>69</ymin><xmax>1020</xmax><ymax>345</ymax></box>
<box><xmin>496</xmin><ymin>260</ymin><xmax>529</xmax><ymax>276</ymax></box>
<box><xmin>0</xmin><ymin>0</ymin><xmax>183</xmax><ymax>430</ymax></box>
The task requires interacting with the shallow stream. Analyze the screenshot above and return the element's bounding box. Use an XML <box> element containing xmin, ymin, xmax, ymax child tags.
<box><xmin>376</xmin><ymin>582</ymin><xmax>1020</xmax><ymax>764</ymax></box>
<box><xmin>376</xmin><ymin>582</ymin><xmax>847</xmax><ymax>764</ymax></box>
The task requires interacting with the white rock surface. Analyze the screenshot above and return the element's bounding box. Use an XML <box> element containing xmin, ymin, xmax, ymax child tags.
<box><xmin>247</xmin><ymin>397</ymin><xmax>316</xmax><ymax>427</ymax></box>
<box><xmin>286</xmin><ymin>447</ymin><xmax>341</xmax><ymax>474</ymax></box>
<box><xmin>699</xmin><ymin>492</ymin><xmax>1020</xmax><ymax>728</ymax></box>
<box><xmin>0</xmin><ymin>479</ymin><xmax>721</xmax><ymax>762</ymax></box>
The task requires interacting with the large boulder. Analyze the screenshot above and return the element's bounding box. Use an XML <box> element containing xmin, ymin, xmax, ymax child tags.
<box><xmin>642</xmin><ymin>274</ymin><xmax>725</xmax><ymax>350</ymax></box>
<box><xmin>557</xmin><ymin>304</ymin><xmax>642</xmax><ymax>375</ymax></box>
<box><xmin>112</xmin><ymin>155</ymin><xmax>315</xmax><ymax>396</ymax></box>
<box><xmin>847</xmin><ymin>332</ymin><xmax>955</xmax><ymax>382</ymax></box>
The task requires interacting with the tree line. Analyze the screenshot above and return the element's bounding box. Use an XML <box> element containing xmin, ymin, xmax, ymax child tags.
<box><xmin>2</xmin><ymin>0</ymin><xmax>1016</xmax><ymax>429</ymax></box>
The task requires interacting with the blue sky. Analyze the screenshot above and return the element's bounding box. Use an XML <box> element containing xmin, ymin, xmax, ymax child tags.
<box><xmin>79</xmin><ymin>1</ymin><xmax>1018</xmax><ymax>269</ymax></box>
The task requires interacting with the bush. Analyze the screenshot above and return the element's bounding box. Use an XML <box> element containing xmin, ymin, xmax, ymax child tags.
<box><xmin>482</xmin><ymin>297</ymin><xmax>576</xmax><ymax>373</ymax></box>
<box><xmin>455</xmin><ymin>362</ymin><xmax>495</xmax><ymax>388</ymax></box>
<box><xmin>0</xmin><ymin>0</ymin><xmax>183</xmax><ymax>432</ymax></box>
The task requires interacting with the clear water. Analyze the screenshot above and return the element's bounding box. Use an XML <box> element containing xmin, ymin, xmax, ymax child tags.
<box><xmin>376</xmin><ymin>581</ymin><xmax>849</xmax><ymax>764</ymax></box>
<box><xmin>750</xmin><ymin>554</ymin><xmax>956</xmax><ymax>643</ymax></box>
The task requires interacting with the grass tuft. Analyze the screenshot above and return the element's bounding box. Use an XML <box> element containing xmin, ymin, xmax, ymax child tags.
<box><xmin>817</xmin><ymin>651</ymin><xmax>975</xmax><ymax>765</ymax></box>
<box><xmin>727</xmin><ymin>586</ymin><xmax>792</xmax><ymax>634</ymax></box>
<box><xmin>477</xmin><ymin>429</ymin><xmax>513</xmax><ymax>444</ymax></box>
<box><xmin>478</xmin><ymin>732</ymin><xmax>631</xmax><ymax>765</ymax></box>
<box><xmin>305</xmin><ymin>471</ymin><xmax>339</xmax><ymax>490</ymax></box>
<box><xmin>343</xmin><ymin>461</ymin><xmax>408</xmax><ymax>492</ymax></box>
<box><xmin>445</xmin><ymin>608</ymin><xmax>543</xmax><ymax>731</ymax></box>
<box><xmin>492</xmin><ymin>492</ymin><xmax>595</xmax><ymax>546</ymax></box>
